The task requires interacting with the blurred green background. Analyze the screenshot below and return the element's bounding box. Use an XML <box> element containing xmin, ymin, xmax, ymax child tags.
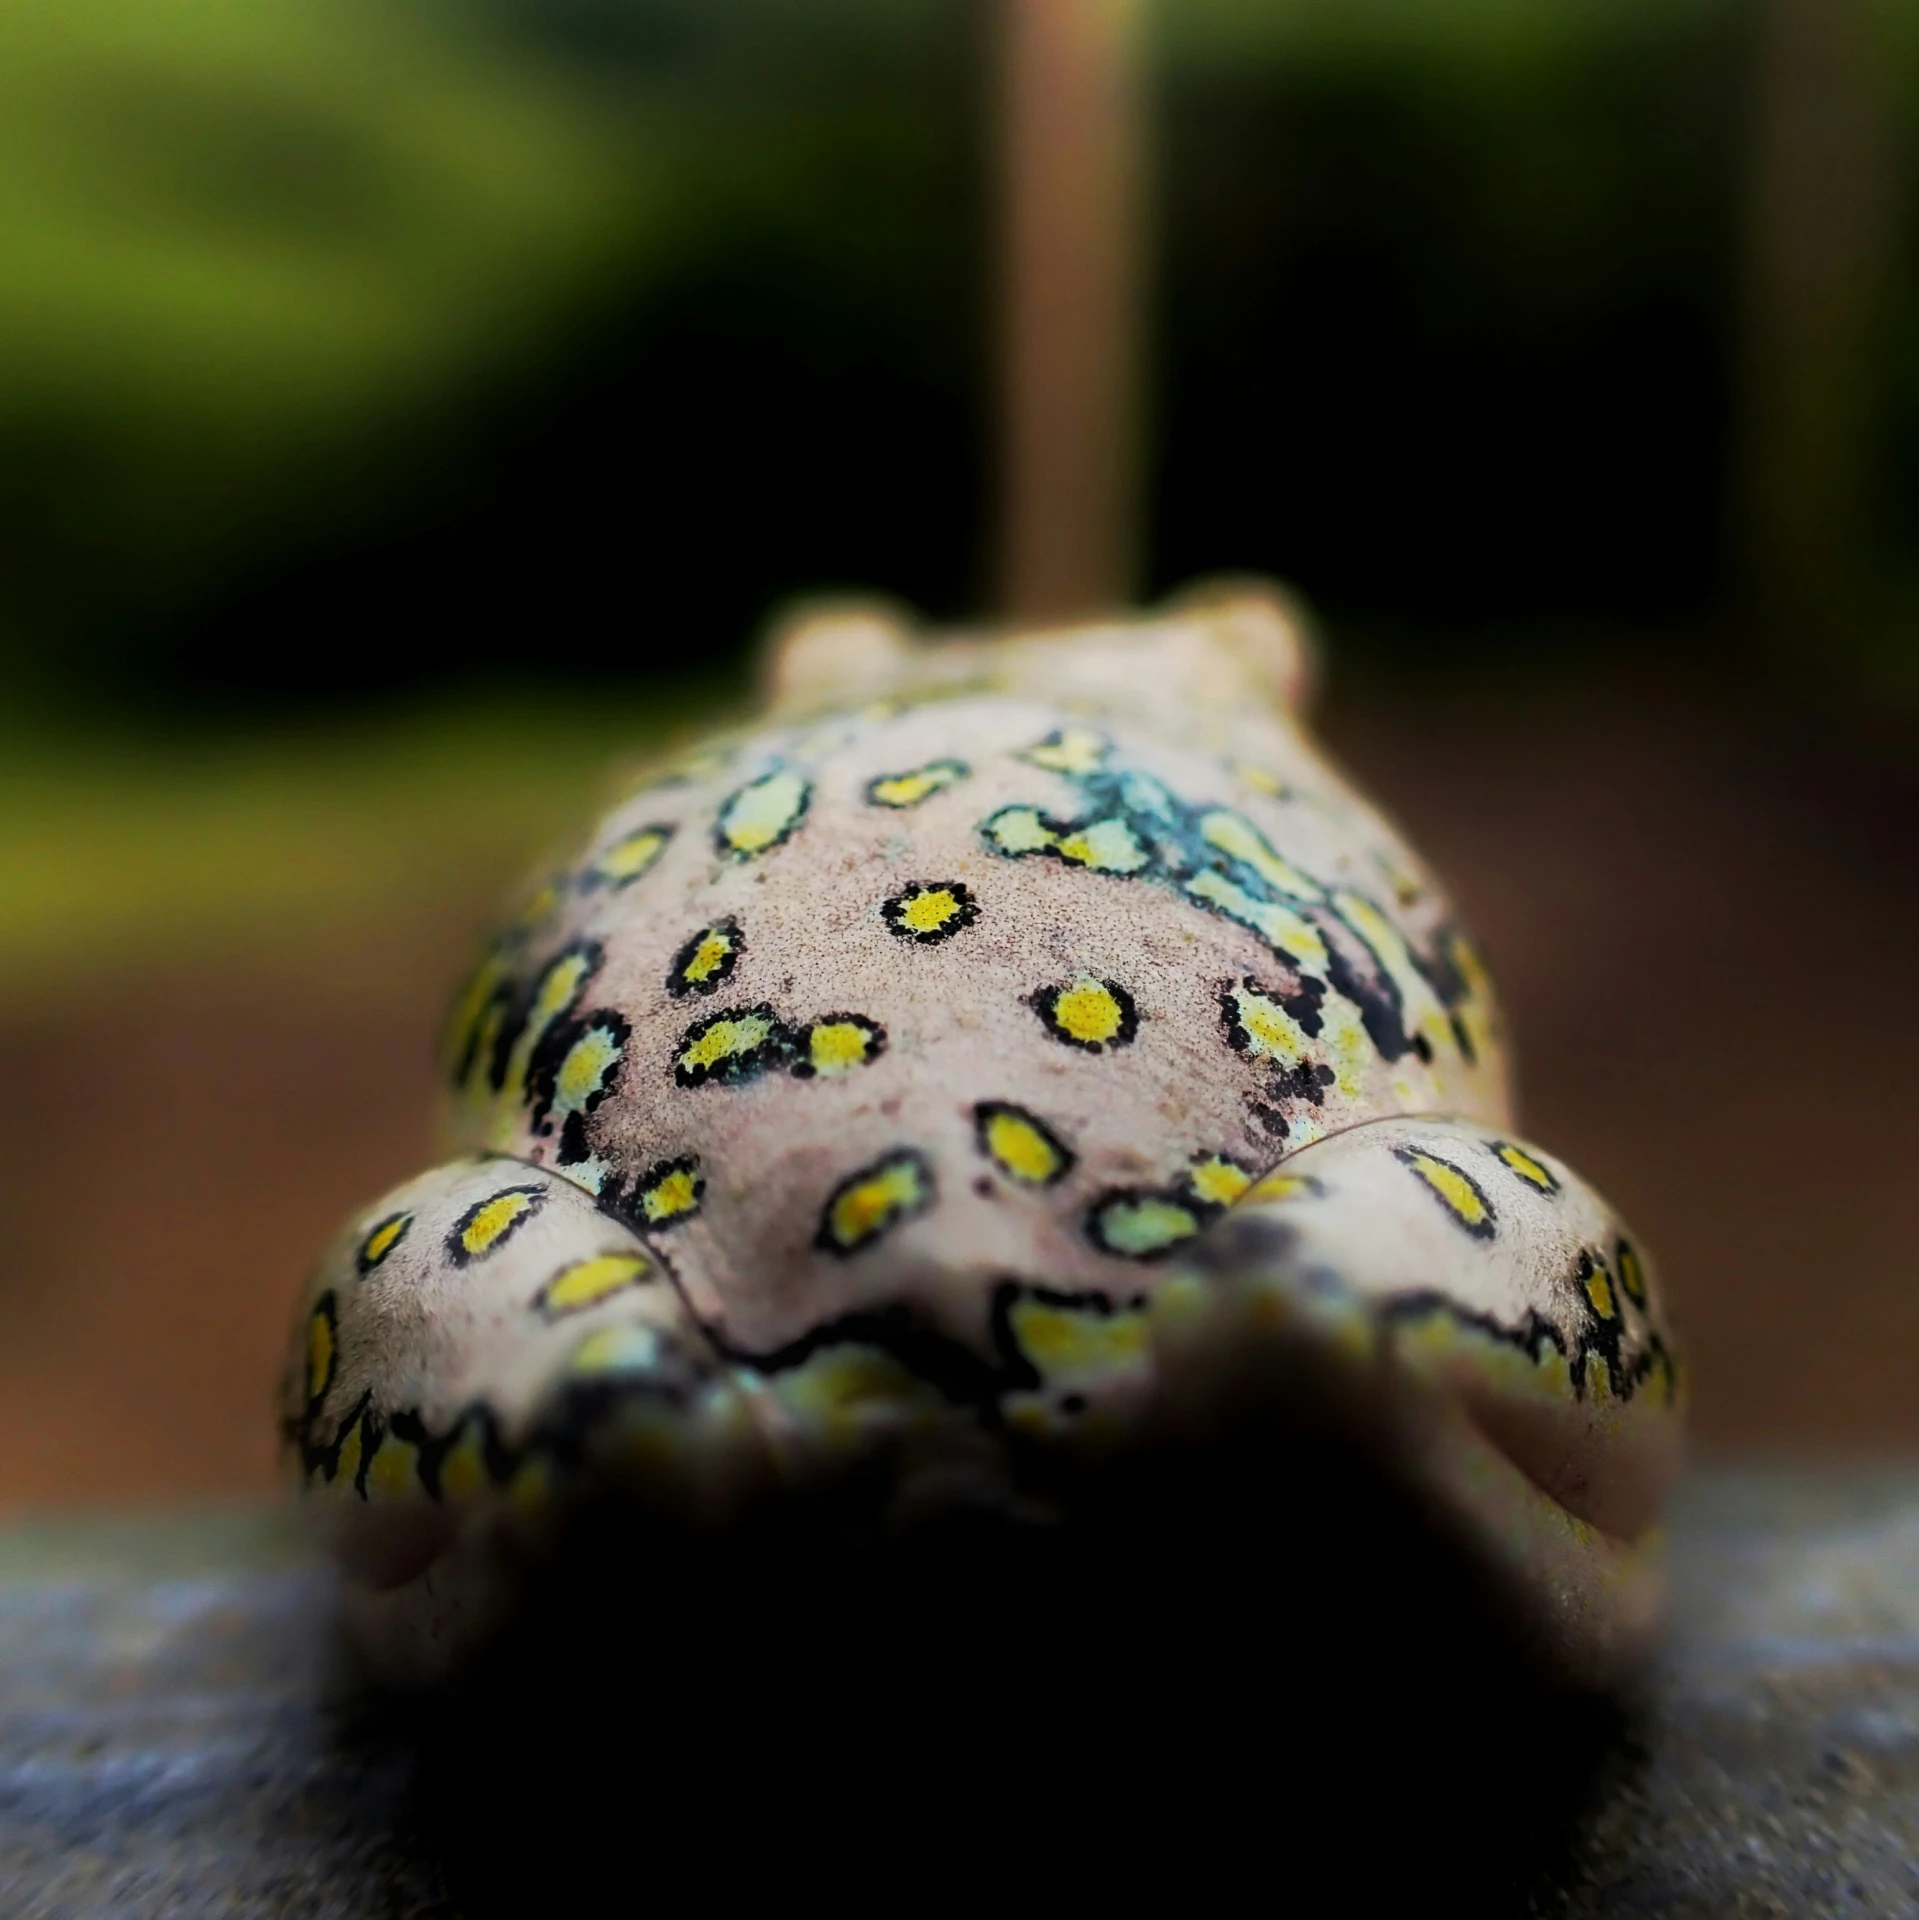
<box><xmin>4</xmin><ymin>0</ymin><xmax>1916</xmax><ymax>719</ymax></box>
<box><xmin>1</xmin><ymin>0</ymin><xmax>1915</xmax><ymax>1501</ymax></box>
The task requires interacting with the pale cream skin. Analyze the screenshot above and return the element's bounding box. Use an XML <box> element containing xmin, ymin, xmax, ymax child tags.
<box><xmin>283</xmin><ymin>586</ymin><xmax>1683</xmax><ymax>1687</ymax></box>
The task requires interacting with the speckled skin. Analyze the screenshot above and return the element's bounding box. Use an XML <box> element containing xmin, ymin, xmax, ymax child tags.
<box><xmin>283</xmin><ymin>587</ymin><xmax>1683</xmax><ymax>1687</ymax></box>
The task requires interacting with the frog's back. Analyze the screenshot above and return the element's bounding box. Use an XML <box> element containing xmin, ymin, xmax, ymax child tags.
<box><xmin>442</xmin><ymin>595</ymin><xmax>1509</xmax><ymax>1363</ymax></box>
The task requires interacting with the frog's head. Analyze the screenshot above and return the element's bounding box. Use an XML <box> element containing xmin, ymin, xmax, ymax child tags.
<box><xmin>763</xmin><ymin>577</ymin><xmax>1319</xmax><ymax>725</ymax></box>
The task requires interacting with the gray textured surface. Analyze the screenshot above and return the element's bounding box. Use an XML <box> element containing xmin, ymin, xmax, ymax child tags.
<box><xmin>1</xmin><ymin>1472</ymin><xmax>1916</xmax><ymax>1916</ymax></box>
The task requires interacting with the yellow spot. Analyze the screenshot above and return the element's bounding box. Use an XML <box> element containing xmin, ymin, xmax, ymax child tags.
<box><xmin>1199</xmin><ymin>810</ymin><xmax>1323</xmax><ymax>901</ymax></box>
<box><xmin>807</xmin><ymin>1020</ymin><xmax>877</xmax><ymax>1076</ymax></box>
<box><xmin>1008</xmin><ymin>1297</ymin><xmax>1147</xmax><ymax>1382</ymax></box>
<box><xmin>818</xmin><ymin>1152</ymin><xmax>931</xmax><ymax>1254</ymax></box>
<box><xmin>305</xmin><ymin>1304</ymin><xmax>335</xmax><ymax>1403</ymax></box>
<box><xmin>896</xmin><ymin>887</ymin><xmax>965</xmax><ymax>936</ymax></box>
<box><xmin>1402</xmin><ymin>1151</ymin><xmax>1494</xmax><ymax>1237</ymax></box>
<box><xmin>1496</xmin><ymin>1142</ymin><xmax>1557</xmax><ymax>1192</ymax></box>
<box><xmin>508</xmin><ymin>1453</ymin><xmax>553</xmax><ymax>1515</ymax></box>
<box><xmin>539</xmin><ymin>1252</ymin><xmax>651</xmax><ymax>1318</ymax></box>
<box><xmin>773</xmin><ymin>1347</ymin><xmax>944</xmax><ymax>1442</ymax></box>
<box><xmin>1618</xmin><ymin>1242</ymin><xmax>1648</xmax><ymax>1307</ymax></box>
<box><xmin>591</xmin><ymin>826</ymin><xmax>671</xmax><ymax>888</ymax></box>
<box><xmin>1336</xmin><ymin>891</ymin><xmax>1453</xmax><ymax>1063</ymax></box>
<box><xmin>1025</xmin><ymin>727</ymin><xmax>1108</xmax><ymax>775</ymax></box>
<box><xmin>439</xmin><ymin>1422</ymin><xmax>489</xmax><ymax>1503</ymax></box>
<box><xmin>1585</xmin><ymin>1264</ymin><xmax>1618</xmax><ymax>1321</ymax></box>
<box><xmin>1092</xmin><ymin>1194</ymin><xmax>1201</xmax><ymax>1258</ymax></box>
<box><xmin>719</xmin><ymin>768</ymin><xmax>810</xmax><ymax>856</ymax></box>
<box><xmin>1233</xmin><ymin>762</ymin><xmax>1286</xmax><ymax>796</ymax></box>
<box><xmin>1185</xmin><ymin>871</ymin><xmax>1329</xmax><ymax>970</ymax></box>
<box><xmin>1056</xmin><ymin>817</ymin><xmax>1152</xmax><ymax>874</ymax></box>
<box><xmin>868</xmin><ymin>760</ymin><xmax>967</xmax><ymax>808</ymax></box>
<box><xmin>570</xmin><ymin>1324</ymin><xmax>662</xmax><ymax>1375</ymax></box>
<box><xmin>1226</xmin><ymin>984</ymin><xmax>1310</xmax><ymax>1065</ymax></box>
<box><xmin>983</xmin><ymin>806</ymin><xmax>1057</xmax><ymax>855</ymax></box>
<box><xmin>366</xmin><ymin>1433</ymin><xmax>419</xmax><ymax>1500</ymax></box>
<box><xmin>554</xmin><ymin>1024</ymin><xmax>622</xmax><ymax>1115</ymax></box>
<box><xmin>334</xmin><ymin>1416</ymin><xmax>364</xmax><ymax>1490</ymax></box>
<box><xmin>1047</xmin><ymin>977</ymin><xmax>1129</xmax><ymax>1047</ymax></box>
<box><xmin>1244</xmin><ymin>1170</ymin><xmax>1320</xmax><ymax>1204</ymax></box>
<box><xmin>1186</xmin><ymin>1155</ymin><xmax>1252</xmax><ymax>1208</ymax></box>
<box><xmin>635</xmin><ymin>1160</ymin><xmax>702</xmax><ymax>1225</ymax></box>
<box><xmin>359</xmin><ymin>1213</ymin><xmax>410</xmax><ymax>1271</ymax></box>
<box><xmin>1585</xmin><ymin>1353</ymin><xmax>1615</xmax><ymax>1402</ymax></box>
<box><xmin>678</xmin><ymin>926</ymin><xmax>736</xmax><ymax>990</ymax></box>
<box><xmin>676</xmin><ymin>1010</ymin><xmax>780</xmax><ymax>1082</ymax></box>
<box><xmin>498</xmin><ymin>948</ymin><xmax>596</xmax><ymax>1119</ymax></box>
<box><xmin>442</xmin><ymin>951</ymin><xmax>508</xmax><ymax>1082</ymax></box>
<box><xmin>458</xmin><ymin>1189</ymin><xmax>539</xmax><ymax>1262</ymax></box>
<box><xmin>980</xmin><ymin>1105</ymin><xmax>1070</xmax><ymax>1185</ymax></box>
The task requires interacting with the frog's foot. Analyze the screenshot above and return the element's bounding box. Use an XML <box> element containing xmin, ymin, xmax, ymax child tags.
<box><xmin>283</xmin><ymin>1156</ymin><xmax>773</xmax><ymax>1686</ymax></box>
<box><xmin>1145</xmin><ymin>1114</ymin><xmax>1684</xmax><ymax>1687</ymax></box>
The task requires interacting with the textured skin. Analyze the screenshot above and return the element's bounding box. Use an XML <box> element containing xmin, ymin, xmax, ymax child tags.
<box><xmin>281</xmin><ymin>588</ymin><xmax>1683</xmax><ymax>1686</ymax></box>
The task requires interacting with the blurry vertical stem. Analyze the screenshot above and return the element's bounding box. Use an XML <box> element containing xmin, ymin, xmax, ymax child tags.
<box><xmin>997</xmin><ymin>0</ymin><xmax>1149</xmax><ymax>620</ymax></box>
<box><xmin>1737</xmin><ymin>0</ymin><xmax>1893</xmax><ymax>663</ymax></box>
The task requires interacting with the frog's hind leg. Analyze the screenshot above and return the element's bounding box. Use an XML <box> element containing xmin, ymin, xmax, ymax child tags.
<box><xmin>1147</xmin><ymin>1113</ymin><xmax>1684</xmax><ymax>1690</ymax></box>
<box><xmin>282</xmin><ymin>1155</ymin><xmax>771</xmax><ymax>1685</ymax></box>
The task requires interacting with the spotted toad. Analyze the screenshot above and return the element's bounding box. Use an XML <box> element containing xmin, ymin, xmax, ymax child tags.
<box><xmin>283</xmin><ymin>584</ymin><xmax>1682</xmax><ymax>1687</ymax></box>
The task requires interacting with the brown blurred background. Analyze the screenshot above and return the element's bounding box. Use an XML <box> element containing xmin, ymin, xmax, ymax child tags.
<box><xmin>0</xmin><ymin>0</ymin><xmax>1914</xmax><ymax>1506</ymax></box>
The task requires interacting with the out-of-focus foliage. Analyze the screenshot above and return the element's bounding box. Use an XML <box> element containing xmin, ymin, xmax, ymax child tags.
<box><xmin>0</xmin><ymin>0</ymin><xmax>986</xmax><ymax>707</ymax></box>
<box><xmin>0</xmin><ymin>0</ymin><xmax>1914</xmax><ymax>714</ymax></box>
<box><xmin>0</xmin><ymin>0</ymin><xmax>670</xmax><ymax>673</ymax></box>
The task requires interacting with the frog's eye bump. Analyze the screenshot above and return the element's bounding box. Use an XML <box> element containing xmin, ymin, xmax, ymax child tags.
<box><xmin>882</xmin><ymin>881</ymin><xmax>980</xmax><ymax>944</ymax></box>
<box><xmin>716</xmin><ymin>767</ymin><xmax>811</xmax><ymax>858</ymax></box>
<box><xmin>1616</xmin><ymin>1238</ymin><xmax>1648</xmax><ymax>1308</ymax></box>
<box><xmin>1086</xmin><ymin>1189</ymin><xmax>1203</xmax><ymax>1260</ymax></box>
<box><xmin>815</xmin><ymin>1149</ymin><xmax>936</xmax><ymax>1256</ymax></box>
<box><xmin>535</xmin><ymin>1251</ymin><xmax>654</xmax><ymax>1321</ymax></box>
<box><xmin>975</xmin><ymin>1101</ymin><xmax>1075</xmax><ymax>1187</ymax></box>
<box><xmin>673</xmin><ymin>1005</ymin><xmax>794</xmax><ymax>1088</ymax></box>
<box><xmin>1031</xmin><ymin>975</ymin><xmax>1139</xmax><ymax>1052</ymax></box>
<box><xmin>1184</xmin><ymin>1153</ymin><xmax>1254</xmax><ymax>1210</ymax></box>
<box><xmin>1393</xmin><ymin>1147</ymin><xmax>1497</xmax><ymax>1241</ymax></box>
<box><xmin>793</xmin><ymin>1014</ymin><xmax>887</xmax><ymax>1079</ymax></box>
<box><xmin>305</xmin><ymin>1294</ymin><xmax>339</xmax><ymax>1407</ymax></box>
<box><xmin>667</xmin><ymin>918</ymin><xmax>744</xmax><ymax>999</ymax></box>
<box><xmin>447</xmin><ymin>1184</ymin><xmax>549</xmax><ymax>1266</ymax></box>
<box><xmin>866</xmin><ymin>760</ymin><xmax>970</xmax><ymax>808</ymax></box>
<box><xmin>1492</xmin><ymin>1140</ymin><xmax>1559</xmax><ymax>1194</ymax></box>
<box><xmin>583</xmin><ymin>823</ymin><xmax>675</xmax><ymax>891</ymax></box>
<box><xmin>1580</xmin><ymin>1250</ymin><xmax>1620</xmax><ymax>1323</ymax></box>
<box><xmin>355</xmin><ymin>1211</ymin><xmax>413</xmax><ymax>1276</ymax></box>
<box><xmin>629</xmin><ymin>1156</ymin><xmax>704</xmax><ymax>1227</ymax></box>
<box><xmin>1022</xmin><ymin>726</ymin><xmax>1109</xmax><ymax>775</ymax></box>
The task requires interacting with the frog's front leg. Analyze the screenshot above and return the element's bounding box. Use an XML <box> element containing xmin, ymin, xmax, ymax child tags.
<box><xmin>1149</xmin><ymin>1115</ymin><xmax>1683</xmax><ymax>1686</ymax></box>
<box><xmin>281</xmin><ymin>1155</ymin><xmax>771</xmax><ymax>1684</ymax></box>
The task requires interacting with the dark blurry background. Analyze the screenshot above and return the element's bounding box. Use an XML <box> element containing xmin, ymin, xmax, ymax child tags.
<box><xmin>0</xmin><ymin>0</ymin><xmax>1913</xmax><ymax>1504</ymax></box>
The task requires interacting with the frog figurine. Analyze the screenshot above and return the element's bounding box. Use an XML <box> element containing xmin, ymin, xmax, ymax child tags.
<box><xmin>281</xmin><ymin>583</ymin><xmax>1682</xmax><ymax>1690</ymax></box>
